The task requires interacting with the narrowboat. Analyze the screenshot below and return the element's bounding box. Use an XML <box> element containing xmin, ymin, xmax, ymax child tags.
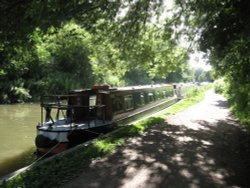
<box><xmin>35</xmin><ymin>84</ymin><xmax>179</xmax><ymax>156</ymax></box>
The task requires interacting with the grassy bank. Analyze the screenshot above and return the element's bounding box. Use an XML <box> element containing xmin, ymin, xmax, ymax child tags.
<box><xmin>1</xmin><ymin>85</ymin><xmax>211</xmax><ymax>188</ymax></box>
<box><xmin>159</xmin><ymin>85</ymin><xmax>211</xmax><ymax>119</ymax></box>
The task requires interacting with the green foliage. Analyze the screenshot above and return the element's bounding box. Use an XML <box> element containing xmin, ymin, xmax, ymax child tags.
<box><xmin>1</xmin><ymin>20</ymin><xmax>192</xmax><ymax>103</ymax></box>
<box><xmin>214</xmin><ymin>79</ymin><xmax>227</xmax><ymax>95</ymax></box>
<box><xmin>36</xmin><ymin>23</ymin><xmax>95</xmax><ymax>87</ymax></box>
<box><xmin>10</xmin><ymin>87</ymin><xmax>31</xmax><ymax>103</ymax></box>
<box><xmin>214</xmin><ymin>77</ymin><xmax>250</xmax><ymax>134</ymax></box>
<box><xmin>0</xmin><ymin>1</ymin><xmax>123</xmax><ymax>46</ymax></box>
<box><xmin>94</xmin><ymin>137</ymin><xmax>124</xmax><ymax>154</ymax></box>
<box><xmin>175</xmin><ymin>0</ymin><xmax>250</xmax><ymax>133</ymax></box>
<box><xmin>217</xmin><ymin>37</ymin><xmax>250</xmax><ymax>133</ymax></box>
<box><xmin>226</xmin><ymin>78</ymin><xmax>250</xmax><ymax>132</ymax></box>
<box><xmin>124</xmin><ymin>68</ymin><xmax>152</xmax><ymax>85</ymax></box>
<box><xmin>0</xmin><ymin>1</ymin><xmax>193</xmax><ymax>103</ymax></box>
<box><xmin>194</xmin><ymin>68</ymin><xmax>213</xmax><ymax>82</ymax></box>
<box><xmin>101</xmin><ymin>73</ymin><xmax>126</xmax><ymax>87</ymax></box>
<box><xmin>148</xmin><ymin>45</ymin><xmax>189</xmax><ymax>79</ymax></box>
<box><xmin>0</xmin><ymin>0</ymin><xmax>165</xmax><ymax>47</ymax></box>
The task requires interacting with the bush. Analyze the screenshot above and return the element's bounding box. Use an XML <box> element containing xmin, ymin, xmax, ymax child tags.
<box><xmin>227</xmin><ymin>80</ymin><xmax>250</xmax><ymax>134</ymax></box>
<box><xmin>214</xmin><ymin>78</ymin><xmax>227</xmax><ymax>94</ymax></box>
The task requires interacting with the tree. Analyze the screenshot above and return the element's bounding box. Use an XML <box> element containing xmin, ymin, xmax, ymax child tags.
<box><xmin>175</xmin><ymin>0</ymin><xmax>250</xmax><ymax>123</ymax></box>
<box><xmin>0</xmin><ymin>1</ymin><xmax>165</xmax><ymax>47</ymax></box>
<box><xmin>0</xmin><ymin>1</ymin><xmax>193</xmax><ymax>103</ymax></box>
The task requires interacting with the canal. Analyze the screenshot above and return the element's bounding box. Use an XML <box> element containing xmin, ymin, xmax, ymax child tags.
<box><xmin>0</xmin><ymin>103</ymin><xmax>41</xmax><ymax>177</ymax></box>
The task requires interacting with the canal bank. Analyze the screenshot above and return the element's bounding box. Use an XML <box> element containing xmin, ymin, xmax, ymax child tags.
<box><xmin>1</xmin><ymin>86</ymin><xmax>212</xmax><ymax>187</ymax></box>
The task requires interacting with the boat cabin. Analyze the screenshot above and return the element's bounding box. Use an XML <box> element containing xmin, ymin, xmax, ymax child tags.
<box><xmin>40</xmin><ymin>87</ymin><xmax>110</xmax><ymax>126</ymax></box>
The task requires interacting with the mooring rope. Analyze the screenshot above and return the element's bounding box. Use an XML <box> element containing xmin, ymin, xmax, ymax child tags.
<box><xmin>81</xmin><ymin>129</ymin><xmax>102</xmax><ymax>135</ymax></box>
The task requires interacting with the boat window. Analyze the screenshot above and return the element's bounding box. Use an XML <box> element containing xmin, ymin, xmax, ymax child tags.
<box><xmin>89</xmin><ymin>95</ymin><xmax>96</xmax><ymax>106</ymax></box>
<box><xmin>112</xmin><ymin>96</ymin><xmax>124</xmax><ymax>113</ymax></box>
<box><xmin>140</xmin><ymin>93</ymin><xmax>145</xmax><ymax>105</ymax></box>
<box><xmin>124</xmin><ymin>95</ymin><xmax>134</xmax><ymax>111</ymax></box>
<box><xmin>148</xmin><ymin>92</ymin><xmax>154</xmax><ymax>103</ymax></box>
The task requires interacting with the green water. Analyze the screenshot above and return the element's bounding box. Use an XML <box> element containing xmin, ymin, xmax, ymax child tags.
<box><xmin>0</xmin><ymin>103</ymin><xmax>41</xmax><ymax>177</ymax></box>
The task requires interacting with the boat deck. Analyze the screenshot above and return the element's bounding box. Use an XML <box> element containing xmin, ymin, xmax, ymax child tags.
<box><xmin>38</xmin><ymin>119</ymin><xmax>112</xmax><ymax>132</ymax></box>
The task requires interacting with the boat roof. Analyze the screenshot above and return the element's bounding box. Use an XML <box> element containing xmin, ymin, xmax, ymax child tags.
<box><xmin>115</xmin><ymin>84</ymin><xmax>172</xmax><ymax>91</ymax></box>
<box><xmin>43</xmin><ymin>84</ymin><xmax>174</xmax><ymax>97</ymax></box>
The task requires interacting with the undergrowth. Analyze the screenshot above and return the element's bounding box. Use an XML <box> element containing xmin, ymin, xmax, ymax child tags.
<box><xmin>214</xmin><ymin>79</ymin><xmax>250</xmax><ymax>134</ymax></box>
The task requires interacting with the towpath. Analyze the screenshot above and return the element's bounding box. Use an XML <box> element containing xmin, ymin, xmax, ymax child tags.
<box><xmin>61</xmin><ymin>90</ymin><xmax>250</xmax><ymax>188</ymax></box>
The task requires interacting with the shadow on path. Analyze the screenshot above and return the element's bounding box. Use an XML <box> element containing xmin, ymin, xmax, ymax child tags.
<box><xmin>63</xmin><ymin>120</ymin><xmax>250</xmax><ymax>188</ymax></box>
<box><xmin>62</xmin><ymin>92</ymin><xmax>250</xmax><ymax>188</ymax></box>
<box><xmin>214</xmin><ymin>99</ymin><xmax>229</xmax><ymax>109</ymax></box>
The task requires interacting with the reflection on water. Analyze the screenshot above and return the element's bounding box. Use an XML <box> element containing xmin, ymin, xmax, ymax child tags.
<box><xmin>0</xmin><ymin>103</ymin><xmax>41</xmax><ymax>177</ymax></box>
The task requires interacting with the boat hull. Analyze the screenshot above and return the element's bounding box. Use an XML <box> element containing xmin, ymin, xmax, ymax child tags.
<box><xmin>35</xmin><ymin>122</ymin><xmax>114</xmax><ymax>156</ymax></box>
<box><xmin>36</xmin><ymin>143</ymin><xmax>69</xmax><ymax>157</ymax></box>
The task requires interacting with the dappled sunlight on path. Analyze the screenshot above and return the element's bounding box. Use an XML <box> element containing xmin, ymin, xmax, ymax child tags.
<box><xmin>61</xmin><ymin>90</ymin><xmax>250</xmax><ymax>188</ymax></box>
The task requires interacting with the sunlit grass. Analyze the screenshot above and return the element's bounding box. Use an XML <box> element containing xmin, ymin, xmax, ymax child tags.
<box><xmin>159</xmin><ymin>85</ymin><xmax>211</xmax><ymax>119</ymax></box>
<box><xmin>94</xmin><ymin>137</ymin><xmax>125</xmax><ymax>154</ymax></box>
<box><xmin>114</xmin><ymin>117</ymin><xmax>165</xmax><ymax>137</ymax></box>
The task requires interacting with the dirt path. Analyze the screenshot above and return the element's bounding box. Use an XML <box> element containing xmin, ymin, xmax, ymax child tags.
<box><xmin>61</xmin><ymin>90</ymin><xmax>250</xmax><ymax>188</ymax></box>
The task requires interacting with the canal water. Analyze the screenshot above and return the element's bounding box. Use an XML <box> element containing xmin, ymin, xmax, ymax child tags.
<box><xmin>0</xmin><ymin>103</ymin><xmax>41</xmax><ymax>177</ymax></box>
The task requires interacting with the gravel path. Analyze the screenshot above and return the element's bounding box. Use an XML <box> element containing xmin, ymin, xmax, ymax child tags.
<box><xmin>61</xmin><ymin>90</ymin><xmax>250</xmax><ymax>188</ymax></box>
